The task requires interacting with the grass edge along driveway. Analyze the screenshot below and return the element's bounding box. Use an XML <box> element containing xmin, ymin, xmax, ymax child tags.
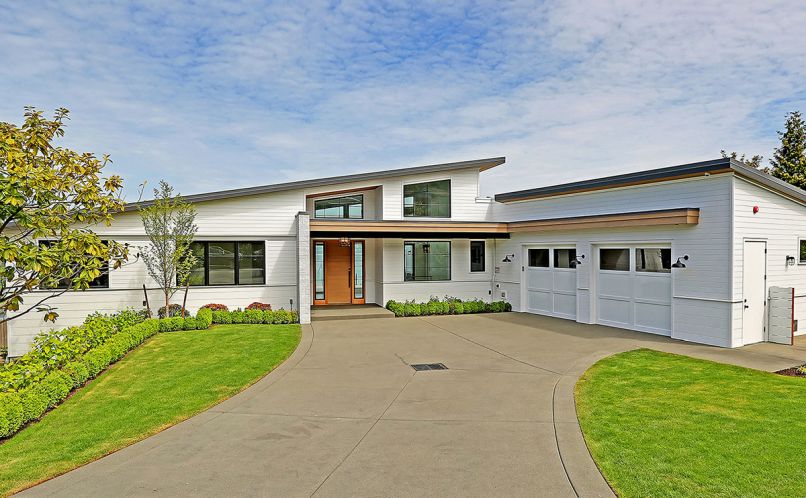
<box><xmin>575</xmin><ymin>348</ymin><xmax>805</xmax><ymax>498</ymax></box>
<box><xmin>0</xmin><ymin>324</ymin><xmax>301</xmax><ymax>497</ymax></box>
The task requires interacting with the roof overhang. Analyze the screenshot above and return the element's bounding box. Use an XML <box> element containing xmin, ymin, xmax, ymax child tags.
<box><xmin>310</xmin><ymin>208</ymin><xmax>699</xmax><ymax>238</ymax></box>
<box><xmin>496</xmin><ymin>158</ymin><xmax>734</xmax><ymax>203</ymax></box>
<box><xmin>310</xmin><ymin>219</ymin><xmax>511</xmax><ymax>239</ymax></box>
<box><xmin>126</xmin><ymin>156</ymin><xmax>505</xmax><ymax>210</ymax></box>
<box><xmin>507</xmin><ymin>208</ymin><xmax>700</xmax><ymax>232</ymax></box>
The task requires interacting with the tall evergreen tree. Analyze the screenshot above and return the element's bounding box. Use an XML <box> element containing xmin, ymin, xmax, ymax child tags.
<box><xmin>770</xmin><ymin>111</ymin><xmax>806</xmax><ymax>189</ymax></box>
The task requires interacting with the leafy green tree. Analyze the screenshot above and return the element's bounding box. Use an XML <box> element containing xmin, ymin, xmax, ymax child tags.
<box><xmin>139</xmin><ymin>181</ymin><xmax>198</xmax><ymax>316</ymax></box>
<box><xmin>721</xmin><ymin>150</ymin><xmax>768</xmax><ymax>173</ymax></box>
<box><xmin>770</xmin><ymin>111</ymin><xmax>806</xmax><ymax>189</ymax></box>
<box><xmin>0</xmin><ymin>107</ymin><xmax>128</xmax><ymax>324</ymax></box>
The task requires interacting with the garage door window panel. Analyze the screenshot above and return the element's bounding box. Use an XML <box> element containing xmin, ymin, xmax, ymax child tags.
<box><xmin>636</xmin><ymin>248</ymin><xmax>671</xmax><ymax>273</ymax></box>
<box><xmin>554</xmin><ymin>249</ymin><xmax>577</xmax><ymax>269</ymax></box>
<box><xmin>599</xmin><ymin>248</ymin><xmax>630</xmax><ymax>271</ymax></box>
<box><xmin>528</xmin><ymin>249</ymin><xmax>549</xmax><ymax>268</ymax></box>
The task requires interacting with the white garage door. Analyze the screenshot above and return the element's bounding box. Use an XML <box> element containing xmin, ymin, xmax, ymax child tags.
<box><xmin>524</xmin><ymin>247</ymin><xmax>577</xmax><ymax>319</ymax></box>
<box><xmin>596</xmin><ymin>247</ymin><xmax>672</xmax><ymax>335</ymax></box>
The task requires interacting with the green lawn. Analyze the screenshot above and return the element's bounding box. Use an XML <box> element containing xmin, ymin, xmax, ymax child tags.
<box><xmin>575</xmin><ymin>349</ymin><xmax>806</xmax><ymax>498</ymax></box>
<box><xmin>0</xmin><ymin>324</ymin><xmax>300</xmax><ymax>496</ymax></box>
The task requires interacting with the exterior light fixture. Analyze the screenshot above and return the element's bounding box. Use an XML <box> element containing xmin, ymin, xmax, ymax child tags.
<box><xmin>422</xmin><ymin>243</ymin><xmax>431</xmax><ymax>254</ymax></box>
<box><xmin>671</xmin><ymin>255</ymin><xmax>689</xmax><ymax>268</ymax></box>
<box><xmin>339</xmin><ymin>236</ymin><xmax>350</xmax><ymax>247</ymax></box>
<box><xmin>570</xmin><ymin>254</ymin><xmax>585</xmax><ymax>268</ymax></box>
<box><xmin>786</xmin><ymin>255</ymin><xmax>796</xmax><ymax>267</ymax></box>
<box><xmin>502</xmin><ymin>253</ymin><xmax>515</xmax><ymax>263</ymax></box>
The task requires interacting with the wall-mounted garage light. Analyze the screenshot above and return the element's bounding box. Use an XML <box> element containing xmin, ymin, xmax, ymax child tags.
<box><xmin>570</xmin><ymin>254</ymin><xmax>585</xmax><ymax>267</ymax></box>
<box><xmin>502</xmin><ymin>253</ymin><xmax>515</xmax><ymax>263</ymax></box>
<box><xmin>671</xmin><ymin>255</ymin><xmax>689</xmax><ymax>268</ymax></box>
<box><xmin>786</xmin><ymin>255</ymin><xmax>796</xmax><ymax>267</ymax></box>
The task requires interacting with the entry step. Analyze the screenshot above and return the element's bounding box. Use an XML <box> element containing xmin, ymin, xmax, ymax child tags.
<box><xmin>311</xmin><ymin>304</ymin><xmax>395</xmax><ymax>321</ymax></box>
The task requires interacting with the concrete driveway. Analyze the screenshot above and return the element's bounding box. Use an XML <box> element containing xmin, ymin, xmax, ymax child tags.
<box><xmin>23</xmin><ymin>313</ymin><xmax>805</xmax><ymax>497</ymax></box>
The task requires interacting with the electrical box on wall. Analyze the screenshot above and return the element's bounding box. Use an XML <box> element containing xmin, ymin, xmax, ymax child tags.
<box><xmin>500</xmin><ymin>290</ymin><xmax>507</xmax><ymax>299</ymax></box>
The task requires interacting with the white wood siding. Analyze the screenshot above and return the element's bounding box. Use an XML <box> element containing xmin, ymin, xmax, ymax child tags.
<box><xmin>492</xmin><ymin>174</ymin><xmax>735</xmax><ymax>347</ymax></box>
<box><xmin>380</xmin><ymin>238</ymin><xmax>494</xmax><ymax>303</ymax></box>
<box><xmin>732</xmin><ymin>176</ymin><xmax>806</xmax><ymax>342</ymax></box>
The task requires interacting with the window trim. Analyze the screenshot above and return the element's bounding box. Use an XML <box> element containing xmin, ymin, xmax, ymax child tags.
<box><xmin>313</xmin><ymin>194</ymin><xmax>364</xmax><ymax>219</ymax></box>
<box><xmin>404</xmin><ymin>241</ymin><xmax>452</xmax><ymax>282</ymax></box>
<box><xmin>402</xmin><ymin>178</ymin><xmax>452</xmax><ymax>219</ymax></box>
<box><xmin>470</xmin><ymin>240</ymin><xmax>486</xmax><ymax>273</ymax></box>
<box><xmin>186</xmin><ymin>241</ymin><xmax>266</xmax><ymax>287</ymax></box>
<box><xmin>799</xmin><ymin>238</ymin><xmax>806</xmax><ymax>265</ymax></box>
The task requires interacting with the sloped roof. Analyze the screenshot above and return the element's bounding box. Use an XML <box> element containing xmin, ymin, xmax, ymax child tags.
<box><xmin>126</xmin><ymin>157</ymin><xmax>505</xmax><ymax>209</ymax></box>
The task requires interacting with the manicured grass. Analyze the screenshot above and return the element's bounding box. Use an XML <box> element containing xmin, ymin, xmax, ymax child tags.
<box><xmin>0</xmin><ymin>324</ymin><xmax>300</xmax><ymax>496</ymax></box>
<box><xmin>575</xmin><ymin>349</ymin><xmax>806</xmax><ymax>498</ymax></box>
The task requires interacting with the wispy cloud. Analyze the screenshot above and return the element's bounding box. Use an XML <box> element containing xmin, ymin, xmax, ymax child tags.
<box><xmin>1</xmin><ymin>0</ymin><xmax>805</xmax><ymax>198</ymax></box>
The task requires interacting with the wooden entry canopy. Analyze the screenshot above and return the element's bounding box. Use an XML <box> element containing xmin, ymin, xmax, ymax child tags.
<box><xmin>309</xmin><ymin>208</ymin><xmax>699</xmax><ymax>237</ymax></box>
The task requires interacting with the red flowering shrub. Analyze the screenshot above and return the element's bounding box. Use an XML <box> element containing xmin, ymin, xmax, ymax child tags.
<box><xmin>201</xmin><ymin>303</ymin><xmax>228</xmax><ymax>311</ymax></box>
<box><xmin>245</xmin><ymin>302</ymin><xmax>271</xmax><ymax>311</ymax></box>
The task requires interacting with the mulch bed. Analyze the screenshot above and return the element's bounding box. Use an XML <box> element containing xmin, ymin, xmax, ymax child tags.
<box><xmin>776</xmin><ymin>365</ymin><xmax>806</xmax><ymax>377</ymax></box>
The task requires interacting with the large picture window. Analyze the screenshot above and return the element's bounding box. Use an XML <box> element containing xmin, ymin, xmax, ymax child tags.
<box><xmin>800</xmin><ymin>239</ymin><xmax>806</xmax><ymax>264</ymax></box>
<box><xmin>404</xmin><ymin>241</ymin><xmax>451</xmax><ymax>281</ymax></box>
<box><xmin>403</xmin><ymin>179</ymin><xmax>450</xmax><ymax>218</ymax></box>
<box><xmin>314</xmin><ymin>195</ymin><xmax>363</xmax><ymax>219</ymax></box>
<box><xmin>39</xmin><ymin>240</ymin><xmax>110</xmax><ymax>289</ymax></box>
<box><xmin>186</xmin><ymin>241</ymin><xmax>265</xmax><ymax>286</ymax></box>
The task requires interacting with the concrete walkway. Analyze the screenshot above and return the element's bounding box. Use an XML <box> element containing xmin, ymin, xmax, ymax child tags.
<box><xmin>23</xmin><ymin>313</ymin><xmax>805</xmax><ymax>497</ymax></box>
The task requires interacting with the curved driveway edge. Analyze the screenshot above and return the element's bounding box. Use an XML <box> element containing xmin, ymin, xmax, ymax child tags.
<box><xmin>21</xmin><ymin>314</ymin><xmax>803</xmax><ymax>497</ymax></box>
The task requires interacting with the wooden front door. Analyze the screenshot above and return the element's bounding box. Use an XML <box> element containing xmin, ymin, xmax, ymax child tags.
<box><xmin>313</xmin><ymin>240</ymin><xmax>365</xmax><ymax>305</ymax></box>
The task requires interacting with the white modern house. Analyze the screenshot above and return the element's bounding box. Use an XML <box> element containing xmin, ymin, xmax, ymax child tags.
<box><xmin>7</xmin><ymin>156</ymin><xmax>806</xmax><ymax>355</ymax></box>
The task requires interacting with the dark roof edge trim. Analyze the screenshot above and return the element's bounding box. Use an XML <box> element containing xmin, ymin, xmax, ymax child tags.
<box><xmin>494</xmin><ymin>158</ymin><xmax>732</xmax><ymax>202</ymax></box>
<box><xmin>125</xmin><ymin>156</ymin><xmax>505</xmax><ymax>210</ymax></box>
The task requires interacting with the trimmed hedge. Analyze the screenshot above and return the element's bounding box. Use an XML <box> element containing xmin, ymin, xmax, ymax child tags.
<box><xmin>385</xmin><ymin>297</ymin><xmax>511</xmax><ymax>317</ymax></box>
<box><xmin>0</xmin><ymin>309</ymin><xmax>146</xmax><ymax>392</ymax></box>
<box><xmin>0</xmin><ymin>304</ymin><xmax>298</xmax><ymax>440</ymax></box>
<box><xmin>211</xmin><ymin>308</ymin><xmax>298</xmax><ymax>325</ymax></box>
<box><xmin>0</xmin><ymin>319</ymin><xmax>160</xmax><ymax>438</ymax></box>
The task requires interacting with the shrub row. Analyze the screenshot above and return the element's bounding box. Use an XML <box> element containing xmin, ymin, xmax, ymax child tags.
<box><xmin>0</xmin><ymin>309</ymin><xmax>146</xmax><ymax>392</ymax></box>
<box><xmin>385</xmin><ymin>297</ymin><xmax>511</xmax><ymax>317</ymax></box>
<box><xmin>211</xmin><ymin>308</ymin><xmax>298</xmax><ymax>325</ymax></box>
<box><xmin>0</xmin><ymin>319</ymin><xmax>160</xmax><ymax>439</ymax></box>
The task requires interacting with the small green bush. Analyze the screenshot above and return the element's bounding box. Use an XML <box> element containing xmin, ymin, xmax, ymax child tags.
<box><xmin>231</xmin><ymin>309</ymin><xmax>245</xmax><ymax>324</ymax></box>
<box><xmin>196</xmin><ymin>307</ymin><xmax>213</xmax><ymax>328</ymax></box>
<box><xmin>157</xmin><ymin>304</ymin><xmax>185</xmax><ymax>319</ymax></box>
<box><xmin>212</xmin><ymin>310</ymin><xmax>232</xmax><ymax>324</ymax></box>
<box><xmin>274</xmin><ymin>309</ymin><xmax>291</xmax><ymax>324</ymax></box>
<box><xmin>244</xmin><ymin>309</ymin><xmax>263</xmax><ymax>324</ymax></box>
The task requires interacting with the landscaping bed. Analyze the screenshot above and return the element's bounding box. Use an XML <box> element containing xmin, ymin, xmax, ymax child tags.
<box><xmin>385</xmin><ymin>297</ymin><xmax>511</xmax><ymax>317</ymax></box>
<box><xmin>0</xmin><ymin>323</ymin><xmax>300</xmax><ymax>496</ymax></box>
<box><xmin>776</xmin><ymin>363</ymin><xmax>806</xmax><ymax>377</ymax></box>
<box><xmin>575</xmin><ymin>349</ymin><xmax>806</xmax><ymax>498</ymax></box>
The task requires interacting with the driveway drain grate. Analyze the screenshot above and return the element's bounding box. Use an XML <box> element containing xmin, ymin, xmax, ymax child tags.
<box><xmin>410</xmin><ymin>363</ymin><xmax>448</xmax><ymax>371</ymax></box>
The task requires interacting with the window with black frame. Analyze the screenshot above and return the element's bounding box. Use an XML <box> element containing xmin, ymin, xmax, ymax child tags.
<box><xmin>314</xmin><ymin>195</ymin><xmax>363</xmax><ymax>219</ymax></box>
<box><xmin>403</xmin><ymin>179</ymin><xmax>450</xmax><ymax>217</ymax></box>
<box><xmin>404</xmin><ymin>241</ymin><xmax>451</xmax><ymax>281</ymax></box>
<box><xmin>185</xmin><ymin>241</ymin><xmax>265</xmax><ymax>286</ymax></box>
<box><xmin>38</xmin><ymin>240</ymin><xmax>110</xmax><ymax>289</ymax></box>
<box><xmin>470</xmin><ymin>241</ymin><xmax>485</xmax><ymax>272</ymax></box>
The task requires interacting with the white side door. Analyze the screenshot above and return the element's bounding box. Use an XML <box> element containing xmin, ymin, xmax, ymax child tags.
<box><xmin>523</xmin><ymin>247</ymin><xmax>577</xmax><ymax>320</ymax></box>
<box><xmin>742</xmin><ymin>241</ymin><xmax>767</xmax><ymax>344</ymax></box>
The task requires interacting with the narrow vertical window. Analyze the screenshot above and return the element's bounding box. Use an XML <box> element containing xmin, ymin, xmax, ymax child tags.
<box><xmin>470</xmin><ymin>241</ymin><xmax>485</xmax><ymax>272</ymax></box>
<box><xmin>353</xmin><ymin>241</ymin><xmax>364</xmax><ymax>300</ymax></box>
<box><xmin>314</xmin><ymin>242</ymin><xmax>325</xmax><ymax>301</ymax></box>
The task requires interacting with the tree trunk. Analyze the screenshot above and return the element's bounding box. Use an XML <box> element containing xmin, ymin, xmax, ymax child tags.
<box><xmin>164</xmin><ymin>291</ymin><xmax>169</xmax><ymax>319</ymax></box>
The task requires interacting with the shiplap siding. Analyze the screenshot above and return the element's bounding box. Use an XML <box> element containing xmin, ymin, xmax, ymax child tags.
<box><xmin>492</xmin><ymin>174</ymin><xmax>735</xmax><ymax>347</ymax></box>
<box><xmin>7</xmin><ymin>166</ymin><xmax>490</xmax><ymax>355</ymax></box>
<box><xmin>732</xmin><ymin>176</ymin><xmax>806</xmax><ymax>343</ymax></box>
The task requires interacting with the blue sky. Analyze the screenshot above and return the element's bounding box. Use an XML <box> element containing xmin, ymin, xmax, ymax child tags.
<box><xmin>2</xmin><ymin>1</ymin><xmax>806</xmax><ymax>199</ymax></box>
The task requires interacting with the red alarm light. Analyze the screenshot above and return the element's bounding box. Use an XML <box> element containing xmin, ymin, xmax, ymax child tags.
<box><xmin>753</xmin><ymin>206</ymin><xmax>759</xmax><ymax>214</ymax></box>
